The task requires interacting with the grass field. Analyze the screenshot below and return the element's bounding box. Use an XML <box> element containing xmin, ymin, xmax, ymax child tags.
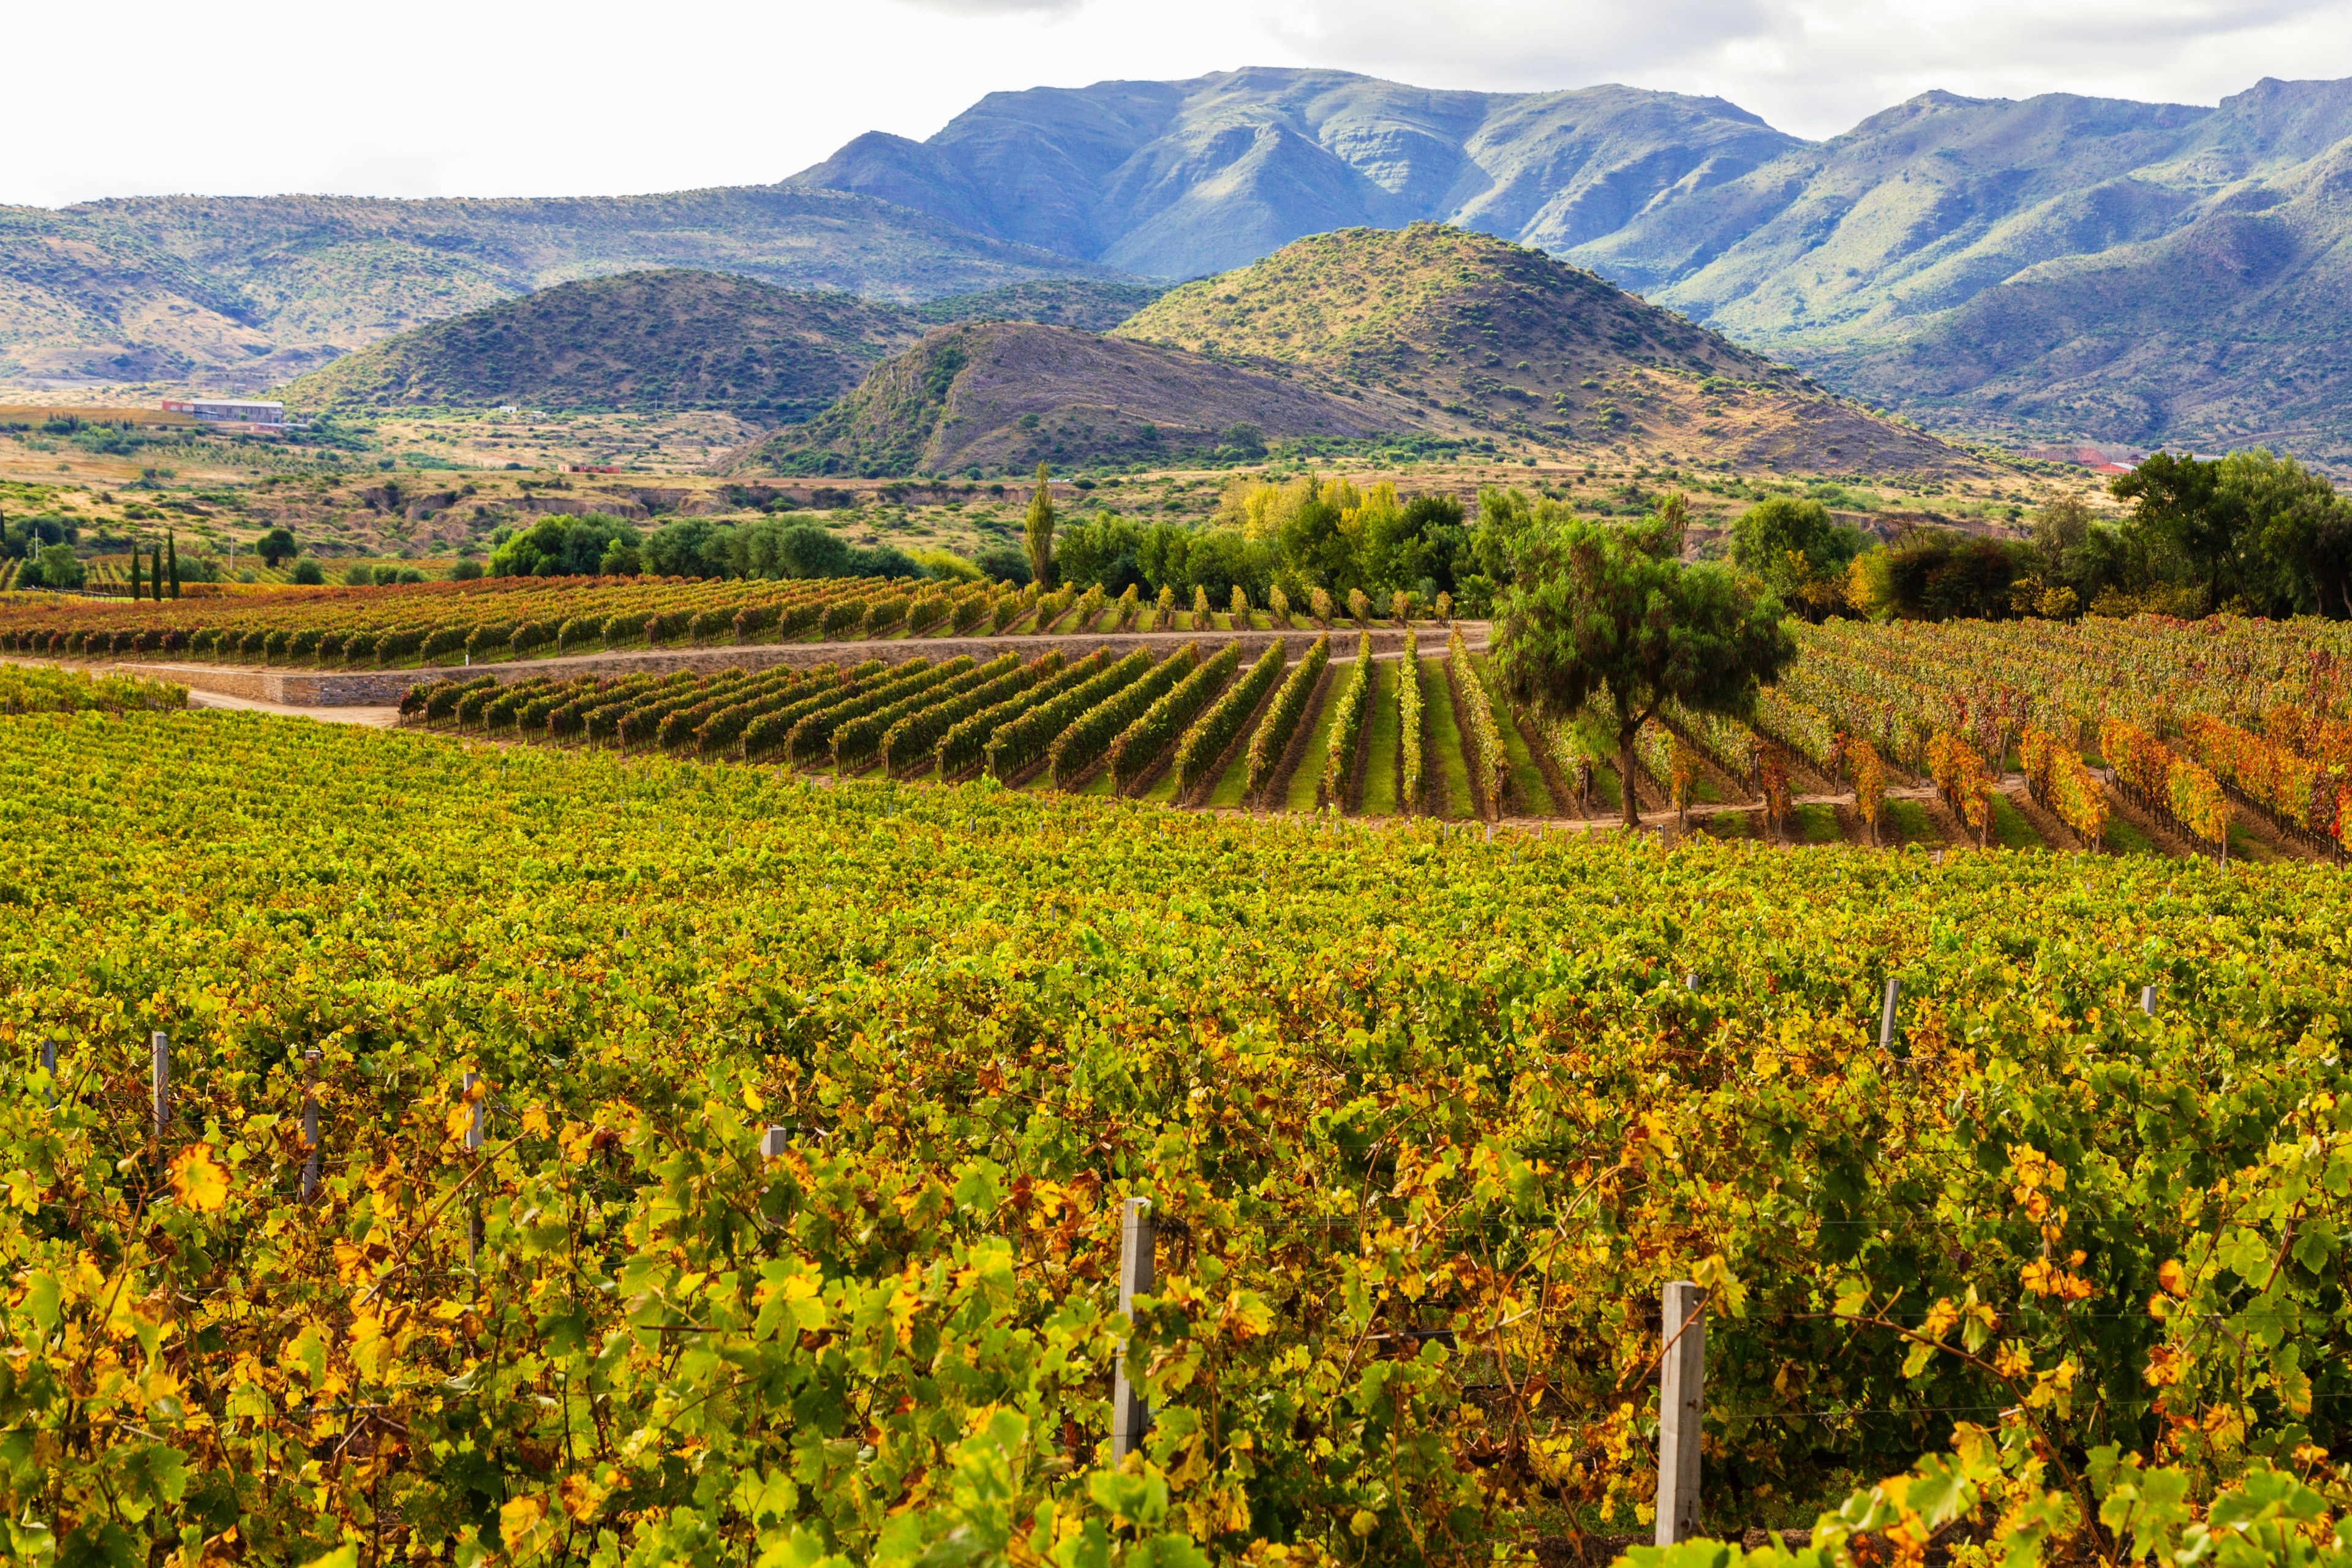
<box><xmin>1360</xmin><ymin>658</ymin><xmax>1400</xmax><ymax>816</ymax></box>
<box><xmin>1422</xmin><ymin>654</ymin><xmax>1473</xmax><ymax>820</ymax></box>
<box><xmin>1284</xmin><ymin>669</ymin><xmax>1344</xmax><ymax>813</ymax></box>
<box><xmin>1988</xmin><ymin>792</ymin><xmax>2044</xmax><ymax>850</ymax></box>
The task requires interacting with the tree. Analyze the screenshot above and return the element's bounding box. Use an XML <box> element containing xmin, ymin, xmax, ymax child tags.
<box><xmin>290</xmin><ymin>556</ymin><xmax>325</xmax><ymax>586</ymax></box>
<box><xmin>1493</xmin><ymin>502</ymin><xmax>1796</xmax><ymax>829</ymax></box>
<box><xmin>2030</xmin><ymin>496</ymin><xmax>2094</xmax><ymax>576</ymax></box>
<box><xmin>2217</xmin><ymin>450</ymin><xmax>2352</xmax><ymax>619</ymax></box>
<box><xmin>1023</xmin><ymin>462</ymin><xmax>1056</xmax><ymax>589</ymax></box>
<box><xmin>129</xmin><ymin>545</ymin><xmax>144</xmax><ymax>601</ymax></box>
<box><xmin>1730</xmin><ymin>496</ymin><xmax>1865</xmax><ymax>620</ymax></box>
<box><xmin>974</xmin><ymin>544</ymin><xmax>1031</xmax><ymax>586</ymax></box>
<box><xmin>33</xmin><ymin>543</ymin><xmax>85</xmax><ymax>590</ymax></box>
<box><xmin>166</xmin><ymin>532</ymin><xmax>180</xmax><ymax>599</ymax></box>
<box><xmin>2111</xmin><ymin>453</ymin><xmax>2229</xmax><ymax>603</ymax></box>
<box><xmin>256</xmin><ymin>527</ymin><xmax>299</xmax><ymax>570</ymax></box>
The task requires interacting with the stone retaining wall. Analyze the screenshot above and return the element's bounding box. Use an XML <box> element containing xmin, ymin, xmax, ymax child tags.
<box><xmin>23</xmin><ymin>624</ymin><xmax>1490</xmax><ymax>708</ymax></box>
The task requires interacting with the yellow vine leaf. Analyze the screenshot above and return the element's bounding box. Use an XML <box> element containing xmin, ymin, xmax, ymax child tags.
<box><xmin>169</xmin><ymin>1144</ymin><xmax>229</xmax><ymax>1212</ymax></box>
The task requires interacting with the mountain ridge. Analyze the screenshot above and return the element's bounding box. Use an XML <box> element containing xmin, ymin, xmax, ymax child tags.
<box><xmin>745</xmin><ymin>227</ymin><xmax>1985</xmax><ymax>480</ymax></box>
<box><xmin>0</xmin><ymin>184</ymin><xmax>1109</xmax><ymax>393</ymax></box>
<box><xmin>792</xmin><ymin>67</ymin><xmax>2352</xmax><ymax>459</ymax></box>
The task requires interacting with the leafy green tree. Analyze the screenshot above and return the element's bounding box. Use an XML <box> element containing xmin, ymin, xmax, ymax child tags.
<box><xmin>492</xmin><ymin>514</ymin><xmax>639</xmax><ymax>578</ymax></box>
<box><xmin>1731</xmin><ymin>495</ymin><xmax>1866</xmax><ymax>618</ymax></box>
<box><xmin>1849</xmin><ymin>531</ymin><xmax>2025</xmax><ymax>622</ymax></box>
<box><xmin>2111</xmin><ymin>453</ymin><xmax>2230</xmax><ymax>602</ymax></box>
<box><xmin>1023</xmin><ymin>463</ymin><xmax>1057</xmax><ymax>589</ymax></box>
<box><xmin>290</xmin><ymin>556</ymin><xmax>325</xmax><ymax>586</ymax></box>
<box><xmin>32</xmin><ymin>543</ymin><xmax>85</xmax><ymax>590</ymax></box>
<box><xmin>255</xmin><ymin>527</ymin><xmax>298</xmax><ymax>570</ymax></box>
<box><xmin>2030</xmin><ymin>496</ymin><xmax>2094</xmax><ymax>577</ymax></box>
<box><xmin>2217</xmin><ymin>450</ymin><xmax>2352</xmax><ymax>619</ymax></box>
<box><xmin>1493</xmin><ymin>501</ymin><xmax>1795</xmax><ymax>829</ymax></box>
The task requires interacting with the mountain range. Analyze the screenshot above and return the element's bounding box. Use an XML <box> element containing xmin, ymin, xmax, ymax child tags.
<box><xmin>794</xmin><ymin>69</ymin><xmax>2352</xmax><ymax>461</ymax></box>
<box><xmin>0</xmin><ymin>186</ymin><xmax>1104</xmax><ymax>393</ymax></box>
<box><xmin>10</xmin><ymin>67</ymin><xmax>2352</xmax><ymax>460</ymax></box>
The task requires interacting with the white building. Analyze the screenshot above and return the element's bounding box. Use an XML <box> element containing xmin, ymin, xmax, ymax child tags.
<box><xmin>162</xmin><ymin>398</ymin><xmax>285</xmax><ymax>426</ymax></box>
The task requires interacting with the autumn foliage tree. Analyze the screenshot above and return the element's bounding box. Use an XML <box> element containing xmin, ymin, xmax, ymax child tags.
<box><xmin>1493</xmin><ymin>497</ymin><xmax>1796</xmax><ymax>829</ymax></box>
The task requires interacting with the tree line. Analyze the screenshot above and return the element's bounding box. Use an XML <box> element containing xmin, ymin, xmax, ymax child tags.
<box><xmin>1728</xmin><ymin>449</ymin><xmax>2352</xmax><ymax>623</ymax></box>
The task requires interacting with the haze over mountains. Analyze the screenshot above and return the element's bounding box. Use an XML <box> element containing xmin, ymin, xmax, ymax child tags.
<box><xmin>10</xmin><ymin>66</ymin><xmax>2352</xmax><ymax>461</ymax></box>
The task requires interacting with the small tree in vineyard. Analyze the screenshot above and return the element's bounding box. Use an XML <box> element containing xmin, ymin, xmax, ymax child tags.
<box><xmin>1493</xmin><ymin>499</ymin><xmax>1796</xmax><ymax>830</ymax></box>
<box><xmin>1023</xmin><ymin>464</ymin><xmax>1056</xmax><ymax>590</ymax></box>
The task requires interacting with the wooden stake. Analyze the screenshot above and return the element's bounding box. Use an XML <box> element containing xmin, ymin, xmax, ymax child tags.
<box><xmin>1111</xmin><ymin>1197</ymin><xmax>1155</xmax><ymax>1462</ymax></box>
<box><xmin>1656</xmin><ymin>1280</ymin><xmax>1706</xmax><ymax>1545</ymax></box>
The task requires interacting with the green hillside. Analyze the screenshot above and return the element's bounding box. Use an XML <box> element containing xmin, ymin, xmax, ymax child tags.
<box><xmin>1117</xmin><ymin>225</ymin><xmax>1983</xmax><ymax>475</ymax></box>
<box><xmin>741</xmin><ymin>320</ymin><xmax>1395</xmax><ymax>477</ymax></box>
<box><xmin>915</xmin><ymin>279</ymin><xmax>1170</xmax><ymax>331</ymax></box>
<box><xmin>1578</xmin><ymin>78</ymin><xmax>2352</xmax><ymax>461</ymax></box>
<box><xmin>279</xmin><ymin>270</ymin><xmax>924</xmax><ymax>419</ymax></box>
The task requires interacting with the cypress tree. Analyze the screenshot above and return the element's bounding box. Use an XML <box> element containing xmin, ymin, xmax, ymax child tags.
<box><xmin>1023</xmin><ymin>462</ymin><xmax>1056</xmax><ymax>590</ymax></box>
<box><xmin>167</xmin><ymin>532</ymin><xmax>181</xmax><ymax>598</ymax></box>
<box><xmin>130</xmin><ymin>545</ymin><xmax>143</xmax><ymax>601</ymax></box>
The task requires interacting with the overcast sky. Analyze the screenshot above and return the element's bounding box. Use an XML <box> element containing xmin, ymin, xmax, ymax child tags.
<box><xmin>10</xmin><ymin>0</ymin><xmax>2350</xmax><ymax>208</ymax></box>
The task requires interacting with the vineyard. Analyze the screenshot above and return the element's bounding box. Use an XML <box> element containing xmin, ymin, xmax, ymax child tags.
<box><xmin>0</xmin><ymin>662</ymin><xmax>186</xmax><ymax>714</ymax></box>
<box><xmin>385</xmin><ymin>612</ymin><xmax>2352</xmax><ymax>862</ymax></box>
<box><xmin>4</xmin><ymin>706</ymin><xmax>2352</xmax><ymax>1566</ymax></box>
<box><xmin>0</xmin><ymin>575</ymin><xmax>1441</xmax><ymax>667</ymax></box>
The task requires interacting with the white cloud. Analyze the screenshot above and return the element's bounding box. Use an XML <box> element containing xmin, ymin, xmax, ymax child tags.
<box><xmin>899</xmin><ymin>0</ymin><xmax>1084</xmax><ymax>12</ymax></box>
<box><xmin>1268</xmin><ymin>0</ymin><xmax>2352</xmax><ymax>138</ymax></box>
<box><xmin>4</xmin><ymin>0</ymin><xmax>2349</xmax><ymax>206</ymax></box>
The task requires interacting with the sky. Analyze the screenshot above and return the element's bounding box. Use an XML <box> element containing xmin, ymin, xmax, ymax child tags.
<box><xmin>10</xmin><ymin>0</ymin><xmax>2351</xmax><ymax>208</ymax></box>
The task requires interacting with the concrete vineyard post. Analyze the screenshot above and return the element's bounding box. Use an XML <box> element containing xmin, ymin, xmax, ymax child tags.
<box><xmin>300</xmin><ymin>1050</ymin><xmax>321</xmax><ymax>1204</ymax></box>
<box><xmin>2141</xmin><ymin>984</ymin><xmax>2158</xmax><ymax>1016</ymax></box>
<box><xmin>1879</xmin><ymin>976</ymin><xmax>1901</xmax><ymax>1055</ymax></box>
<box><xmin>41</xmin><ymin>1039</ymin><xmax>56</xmax><ymax>1107</ymax></box>
<box><xmin>151</xmin><ymin>1031</ymin><xmax>170</xmax><ymax>1153</ymax></box>
<box><xmin>1656</xmin><ymin>1280</ymin><xmax>1706</xmax><ymax>1545</ymax></box>
<box><xmin>1112</xmin><ymin>1197</ymin><xmax>1155</xmax><ymax>1462</ymax></box>
<box><xmin>463</xmin><ymin>1071</ymin><xmax>484</xmax><ymax>1267</ymax></box>
<box><xmin>761</xmin><ymin>1126</ymin><xmax>790</xmax><ymax>1158</ymax></box>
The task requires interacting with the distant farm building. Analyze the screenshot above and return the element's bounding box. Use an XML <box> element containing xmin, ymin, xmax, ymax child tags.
<box><xmin>162</xmin><ymin>397</ymin><xmax>285</xmax><ymax>426</ymax></box>
<box><xmin>2020</xmin><ymin>442</ymin><xmax>2140</xmax><ymax>475</ymax></box>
